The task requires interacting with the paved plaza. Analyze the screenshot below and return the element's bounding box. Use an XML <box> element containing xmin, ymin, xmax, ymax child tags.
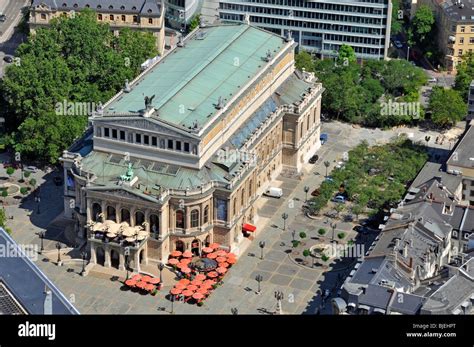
<box><xmin>5</xmin><ymin>121</ymin><xmax>458</xmax><ymax>314</ymax></box>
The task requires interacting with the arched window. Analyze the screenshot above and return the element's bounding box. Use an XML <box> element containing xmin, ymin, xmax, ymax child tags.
<box><xmin>203</xmin><ymin>206</ymin><xmax>209</xmax><ymax>224</ymax></box>
<box><xmin>121</xmin><ymin>208</ymin><xmax>130</xmax><ymax>224</ymax></box>
<box><xmin>176</xmin><ymin>210</ymin><xmax>184</xmax><ymax>229</ymax></box>
<box><xmin>191</xmin><ymin>209</ymin><xmax>199</xmax><ymax>228</ymax></box>
<box><xmin>150</xmin><ymin>214</ymin><xmax>159</xmax><ymax>237</ymax></box>
<box><xmin>106</xmin><ymin>206</ymin><xmax>116</xmax><ymax>221</ymax></box>
<box><xmin>135</xmin><ymin>211</ymin><xmax>145</xmax><ymax>226</ymax></box>
<box><xmin>92</xmin><ymin>203</ymin><xmax>102</xmax><ymax>222</ymax></box>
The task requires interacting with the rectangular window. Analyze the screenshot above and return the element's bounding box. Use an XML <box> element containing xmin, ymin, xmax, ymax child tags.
<box><xmin>176</xmin><ymin>141</ymin><xmax>182</xmax><ymax>151</ymax></box>
<box><xmin>152</xmin><ymin>137</ymin><xmax>157</xmax><ymax>146</ymax></box>
<box><xmin>144</xmin><ymin>135</ymin><xmax>149</xmax><ymax>145</ymax></box>
<box><xmin>459</xmin><ymin>49</ymin><xmax>463</xmax><ymax>56</ymax></box>
<box><xmin>104</xmin><ymin>128</ymin><xmax>110</xmax><ymax>137</ymax></box>
<box><xmin>135</xmin><ymin>134</ymin><xmax>141</xmax><ymax>144</ymax></box>
<box><xmin>121</xmin><ymin>15</ymin><xmax>126</xmax><ymax>21</ymax></box>
<box><xmin>184</xmin><ymin>142</ymin><xmax>190</xmax><ymax>152</ymax></box>
<box><xmin>110</xmin><ymin>14</ymin><xmax>114</xmax><ymax>21</ymax></box>
<box><xmin>148</xmin><ymin>18</ymin><xmax>153</xmax><ymax>24</ymax></box>
<box><xmin>216</xmin><ymin>198</ymin><xmax>228</xmax><ymax>221</ymax></box>
<box><xmin>460</xmin><ymin>37</ymin><xmax>464</xmax><ymax>44</ymax></box>
<box><xmin>98</xmin><ymin>14</ymin><xmax>102</xmax><ymax>21</ymax></box>
<box><xmin>471</xmin><ymin>26</ymin><xmax>474</xmax><ymax>32</ymax></box>
<box><xmin>41</xmin><ymin>13</ymin><xmax>46</xmax><ymax>20</ymax></box>
<box><xmin>120</xmin><ymin>130</ymin><xmax>125</xmax><ymax>141</ymax></box>
<box><xmin>167</xmin><ymin>139</ymin><xmax>173</xmax><ymax>149</ymax></box>
<box><xmin>112</xmin><ymin>129</ymin><xmax>117</xmax><ymax>139</ymax></box>
<box><xmin>470</xmin><ymin>38</ymin><xmax>474</xmax><ymax>44</ymax></box>
<box><xmin>133</xmin><ymin>15</ymin><xmax>138</xmax><ymax>23</ymax></box>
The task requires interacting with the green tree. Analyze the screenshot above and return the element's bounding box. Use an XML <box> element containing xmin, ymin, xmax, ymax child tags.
<box><xmin>336</xmin><ymin>44</ymin><xmax>357</xmax><ymax>66</ymax></box>
<box><xmin>429</xmin><ymin>86</ymin><xmax>467</xmax><ymax>127</ymax></box>
<box><xmin>29</xmin><ymin>178</ymin><xmax>36</xmax><ymax>187</ymax></box>
<box><xmin>0</xmin><ymin>9</ymin><xmax>157</xmax><ymax>163</ymax></box>
<box><xmin>189</xmin><ymin>15</ymin><xmax>201</xmax><ymax>31</ymax></box>
<box><xmin>6</xmin><ymin>167</ymin><xmax>15</xmax><ymax>178</ymax></box>
<box><xmin>295</xmin><ymin>51</ymin><xmax>314</xmax><ymax>71</ymax></box>
<box><xmin>454</xmin><ymin>52</ymin><xmax>474</xmax><ymax>101</ymax></box>
<box><xmin>299</xmin><ymin>231</ymin><xmax>307</xmax><ymax>239</ymax></box>
<box><xmin>318</xmin><ymin>228</ymin><xmax>326</xmax><ymax>236</ymax></box>
<box><xmin>1</xmin><ymin>190</ymin><xmax>8</xmax><ymax>198</ymax></box>
<box><xmin>391</xmin><ymin>0</ymin><xmax>404</xmax><ymax>35</ymax></box>
<box><xmin>351</xmin><ymin>204</ymin><xmax>364</xmax><ymax>221</ymax></box>
<box><xmin>20</xmin><ymin>187</ymin><xmax>28</xmax><ymax>195</ymax></box>
<box><xmin>408</xmin><ymin>5</ymin><xmax>435</xmax><ymax>47</ymax></box>
<box><xmin>23</xmin><ymin>171</ymin><xmax>31</xmax><ymax>178</ymax></box>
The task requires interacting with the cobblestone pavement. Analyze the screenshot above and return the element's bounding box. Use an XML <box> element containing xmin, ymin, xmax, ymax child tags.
<box><xmin>4</xmin><ymin>121</ymin><xmax>458</xmax><ymax>314</ymax></box>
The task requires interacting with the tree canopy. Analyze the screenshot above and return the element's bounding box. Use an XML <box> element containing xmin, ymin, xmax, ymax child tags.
<box><xmin>0</xmin><ymin>9</ymin><xmax>158</xmax><ymax>163</ymax></box>
<box><xmin>429</xmin><ymin>86</ymin><xmax>467</xmax><ymax>127</ymax></box>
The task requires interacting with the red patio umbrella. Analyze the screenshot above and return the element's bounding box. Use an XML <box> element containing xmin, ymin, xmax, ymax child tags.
<box><xmin>125</xmin><ymin>279</ymin><xmax>137</xmax><ymax>287</ymax></box>
<box><xmin>177</xmin><ymin>262</ymin><xmax>187</xmax><ymax>269</ymax></box>
<box><xmin>180</xmin><ymin>258</ymin><xmax>191</xmax><ymax>265</ymax></box>
<box><xmin>227</xmin><ymin>252</ymin><xmax>237</xmax><ymax>258</ymax></box>
<box><xmin>131</xmin><ymin>274</ymin><xmax>142</xmax><ymax>281</ymax></box>
<box><xmin>178</xmin><ymin>278</ymin><xmax>190</xmax><ymax>285</ymax></box>
<box><xmin>207</xmin><ymin>253</ymin><xmax>217</xmax><ymax>259</ymax></box>
<box><xmin>168</xmin><ymin>258</ymin><xmax>179</xmax><ymax>265</ymax></box>
<box><xmin>170</xmin><ymin>288</ymin><xmax>182</xmax><ymax>295</ymax></box>
<box><xmin>181</xmin><ymin>267</ymin><xmax>191</xmax><ymax>274</ymax></box>
<box><xmin>226</xmin><ymin>257</ymin><xmax>237</xmax><ymax>265</ymax></box>
<box><xmin>207</xmin><ymin>271</ymin><xmax>218</xmax><ymax>278</ymax></box>
<box><xmin>192</xmin><ymin>292</ymin><xmax>205</xmax><ymax>300</ymax></box>
<box><xmin>216</xmin><ymin>250</ymin><xmax>227</xmax><ymax>257</ymax></box>
<box><xmin>197</xmin><ymin>287</ymin><xmax>209</xmax><ymax>294</ymax></box>
<box><xmin>187</xmin><ymin>284</ymin><xmax>198</xmax><ymax>291</ymax></box>
<box><xmin>216</xmin><ymin>267</ymin><xmax>227</xmax><ymax>274</ymax></box>
<box><xmin>175</xmin><ymin>283</ymin><xmax>187</xmax><ymax>290</ymax></box>
<box><xmin>148</xmin><ymin>278</ymin><xmax>160</xmax><ymax>284</ymax></box>
<box><xmin>191</xmin><ymin>279</ymin><xmax>203</xmax><ymax>286</ymax></box>
<box><xmin>136</xmin><ymin>281</ymin><xmax>147</xmax><ymax>289</ymax></box>
<box><xmin>195</xmin><ymin>274</ymin><xmax>206</xmax><ymax>281</ymax></box>
<box><xmin>218</xmin><ymin>262</ymin><xmax>229</xmax><ymax>268</ymax></box>
<box><xmin>182</xmin><ymin>289</ymin><xmax>194</xmax><ymax>297</ymax></box>
<box><xmin>202</xmin><ymin>247</ymin><xmax>213</xmax><ymax>254</ymax></box>
<box><xmin>209</xmin><ymin>243</ymin><xmax>220</xmax><ymax>249</ymax></box>
<box><xmin>170</xmin><ymin>250</ymin><xmax>182</xmax><ymax>257</ymax></box>
<box><xmin>182</xmin><ymin>251</ymin><xmax>193</xmax><ymax>258</ymax></box>
<box><xmin>141</xmin><ymin>275</ymin><xmax>152</xmax><ymax>283</ymax></box>
<box><xmin>203</xmin><ymin>279</ymin><xmax>216</xmax><ymax>285</ymax></box>
<box><xmin>145</xmin><ymin>283</ymin><xmax>155</xmax><ymax>292</ymax></box>
<box><xmin>216</xmin><ymin>256</ymin><xmax>227</xmax><ymax>263</ymax></box>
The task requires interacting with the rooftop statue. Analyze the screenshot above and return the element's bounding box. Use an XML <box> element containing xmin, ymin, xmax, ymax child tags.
<box><xmin>120</xmin><ymin>163</ymin><xmax>134</xmax><ymax>182</ymax></box>
<box><xmin>144</xmin><ymin>94</ymin><xmax>155</xmax><ymax>110</ymax></box>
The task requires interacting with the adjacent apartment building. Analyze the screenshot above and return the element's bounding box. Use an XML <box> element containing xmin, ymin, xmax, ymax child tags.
<box><xmin>60</xmin><ymin>24</ymin><xmax>324</xmax><ymax>272</ymax></box>
<box><xmin>29</xmin><ymin>0</ymin><xmax>166</xmax><ymax>52</ymax></box>
<box><xmin>418</xmin><ymin>0</ymin><xmax>474</xmax><ymax>72</ymax></box>
<box><xmin>217</xmin><ymin>0</ymin><xmax>393</xmax><ymax>60</ymax></box>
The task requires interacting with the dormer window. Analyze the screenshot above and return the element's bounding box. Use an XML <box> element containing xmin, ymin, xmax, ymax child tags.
<box><xmin>73</xmin><ymin>3</ymin><xmax>78</xmax><ymax>8</ymax></box>
<box><xmin>85</xmin><ymin>4</ymin><xmax>90</xmax><ymax>8</ymax></box>
<box><xmin>62</xmin><ymin>3</ymin><xmax>67</xmax><ymax>7</ymax></box>
<box><xmin>148</xmin><ymin>9</ymin><xmax>152</xmax><ymax>13</ymax></box>
<box><xmin>97</xmin><ymin>5</ymin><xmax>101</xmax><ymax>9</ymax></box>
<box><xmin>120</xmin><ymin>5</ymin><xmax>125</xmax><ymax>10</ymax></box>
<box><xmin>132</xmin><ymin>6</ymin><xmax>137</xmax><ymax>10</ymax></box>
<box><xmin>109</xmin><ymin>5</ymin><xmax>113</xmax><ymax>10</ymax></box>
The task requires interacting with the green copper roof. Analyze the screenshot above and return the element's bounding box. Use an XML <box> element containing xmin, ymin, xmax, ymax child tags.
<box><xmin>105</xmin><ymin>24</ymin><xmax>286</xmax><ymax>130</ymax></box>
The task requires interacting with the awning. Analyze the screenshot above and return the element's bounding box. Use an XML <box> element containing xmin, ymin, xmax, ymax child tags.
<box><xmin>242</xmin><ymin>223</ymin><xmax>257</xmax><ymax>232</ymax></box>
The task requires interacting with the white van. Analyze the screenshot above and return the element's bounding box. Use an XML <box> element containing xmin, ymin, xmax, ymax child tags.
<box><xmin>264</xmin><ymin>187</ymin><xmax>283</xmax><ymax>198</ymax></box>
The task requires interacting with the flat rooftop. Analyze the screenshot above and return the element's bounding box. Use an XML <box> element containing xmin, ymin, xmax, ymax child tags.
<box><xmin>104</xmin><ymin>24</ymin><xmax>287</xmax><ymax>130</ymax></box>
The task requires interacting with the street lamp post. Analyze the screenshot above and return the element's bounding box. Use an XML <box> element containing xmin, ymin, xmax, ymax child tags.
<box><xmin>258</xmin><ymin>241</ymin><xmax>265</xmax><ymax>260</ymax></box>
<box><xmin>324</xmin><ymin>161</ymin><xmax>330</xmax><ymax>178</ymax></box>
<box><xmin>304</xmin><ymin>186</ymin><xmax>309</xmax><ymax>202</ymax></box>
<box><xmin>255</xmin><ymin>274</ymin><xmax>263</xmax><ymax>294</ymax></box>
<box><xmin>38</xmin><ymin>231</ymin><xmax>45</xmax><ymax>252</ymax></box>
<box><xmin>407</xmin><ymin>46</ymin><xmax>410</xmax><ymax>61</ymax></box>
<box><xmin>170</xmin><ymin>293</ymin><xmax>175</xmax><ymax>314</ymax></box>
<box><xmin>159</xmin><ymin>262</ymin><xmax>165</xmax><ymax>288</ymax></box>
<box><xmin>55</xmin><ymin>242</ymin><xmax>61</xmax><ymax>264</ymax></box>
<box><xmin>80</xmin><ymin>251</ymin><xmax>87</xmax><ymax>275</ymax></box>
<box><xmin>331</xmin><ymin>222</ymin><xmax>337</xmax><ymax>243</ymax></box>
<box><xmin>291</xmin><ymin>230</ymin><xmax>296</xmax><ymax>242</ymax></box>
<box><xmin>274</xmin><ymin>290</ymin><xmax>284</xmax><ymax>315</ymax></box>
<box><xmin>281</xmin><ymin>213</ymin><xmax>288</xmax><ymax>231</ymax></box>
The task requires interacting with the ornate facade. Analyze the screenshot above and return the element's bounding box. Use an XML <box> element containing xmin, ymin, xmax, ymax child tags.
<box><xmin>60</xmin><ymin>24</ymin><xmax>324</xmax><ymax>272</ymax></box>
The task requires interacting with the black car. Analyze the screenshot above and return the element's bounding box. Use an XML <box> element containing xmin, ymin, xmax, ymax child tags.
<box><xmin>309</xmin><ymin>154</ymin><xmax>319</xmax><ymax>164</ymax></box>
<box><xmin>0</xmin><ymin>15</ymin><xmax>6</xmax><ymax>22</ymax></box>
<box><xmin>3</xmin><ymin>56</ymin><xmax>13</xmax><ymax>63</ymax></box>
<box><xmin>53</xmin><ymin>176</ymin><xmax>63</xmax><ymax>186</ymax></box>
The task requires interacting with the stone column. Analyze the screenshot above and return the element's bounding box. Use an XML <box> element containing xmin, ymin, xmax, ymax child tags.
<box><xmin>144</xmin><ymin>210</ymin><xmax>151</xmax><ymax>233</ymax></box>
<box><xmin>90</xmin><ymin>244</ymin><xmax>97</xmax><ymax>264</ymax></box>
<box><xmin>134</xmin><ymin>251</ymin><xmax>141</xmax><ymax>273</ymax></box>
<box><xmin>104</xmin><ymin>247</ymin><xmax>111</xmax><ymax>268</ymax></box>
<box><xmin>118</xmin><ymin>251</ymin><xmax>125</xmax><ymax>271</ymax></box>
<box><xmin>130</xmin><ymin>207</ymin><xmax>136</xmax><ymax>226</ymax></box>
<box><xmin>101</xmin><ymin>201</ymin><xmax>107</xmax><ymax>220</ymax></box>
<box><xmin>159</xmin><ymin>210</ymin><xmax>165</xmax><ymax>241</ymax></box>
<box><xmin>116</xmin><ymin>204</ymin><xmax>121</xmax><ymax>223</ymax></box>
<box><xmin>86</xmin><ymin>199</ymin><xmax>92</xmax><ymax>222</ymax></box>
<box><xmin>143</xmin><ymin>246</ymin><xmax>148</xmax><ymax>266</ymax></box>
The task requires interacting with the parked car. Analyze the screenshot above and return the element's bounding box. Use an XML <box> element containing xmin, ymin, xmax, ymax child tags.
<box><xmin>309</xmin><ymin>154</ymin><xmax>319</xmax><ymax>164</ymax></box>
<box><xmin>335</xmin><ymin>161</ymin><xmax>345</xmax><ymax>169</ymax></box>
<box><xmin>393</xmin><ymin>40</ymin><xmax>403</xmax><ymax>49</ymax></box>
<box><xmin>53</xmin><ymin>176</ymin><xmax>63</xmax><ymax>186</ymax></box>
<box><xmin>264</xmin><ymin>187</ymin><xmax>283</xmax><ymax>198</ymax></box>
<box><xmin>428</xmin><ymin>77</ymin><xmax>437</xmax><ymax>83</ymax></box>
<box><xmin>320</xmin><ymin>133</ymin><xmax>328</xmax><ymax>145</ymax></box>
<box><xmin>0</xmin><ymin>14</ymin><xmax>6</xmax><ymax>22</ymax></box>
<box><xmin>25</xmin><ymin>166</ymin><xmax>38</xmax><ymax>173</ymax></box>
<box><xmin>311</xmin><ymin>188</ymin><xmax>321</xmax><ymax>197</ymax></box>
<box><xmin>332</xmin><ymin>195</ymin><xmax>346</xmax><ymax>204</ymax></box>
<box><xmin>324</xmin><ymin>177</ymin><xmax>334</xmax><ymax>183</ymax></box>
<box><xmin>3</xmin><ymin>55</ymin><xmax>13</xmax><ymax>64</ymax></box>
